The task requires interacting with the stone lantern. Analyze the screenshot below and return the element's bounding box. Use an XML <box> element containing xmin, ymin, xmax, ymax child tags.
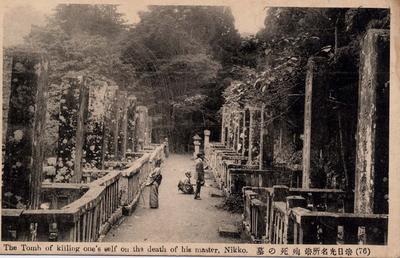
<box><xmin>193</xmin><ymin>134</ymin><xmax>202</xmax><ymax>159</ymax></box>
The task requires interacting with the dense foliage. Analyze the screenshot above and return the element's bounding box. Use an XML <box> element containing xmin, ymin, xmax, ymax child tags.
<box><xmin>17</xmin><ymin>5</ymin><xmax>389</xmax><ymax>177</ymax></box>
<box><xmin>22</xmin><ymin>5</ymin><xmax>133</xmax><ymax>157</ymax></box>
<box><xmin>223</xmin><ymin>8</ymin><xmax>389</xmax><ymax>190</ymax></box>
<box><xmin>120</xmin><ymin>6</ymin><xmax>242</xmax><ymax>151</ymax></box>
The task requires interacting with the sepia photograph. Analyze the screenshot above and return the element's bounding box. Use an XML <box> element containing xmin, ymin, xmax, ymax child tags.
<box><xmin>0</xmin><ymin>0</ymin><xmax>397</xmax><ymax>254</ymax></box>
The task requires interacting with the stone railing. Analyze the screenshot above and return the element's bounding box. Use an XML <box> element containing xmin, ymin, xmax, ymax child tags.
<box><xmin>289</xmin><ymin>208</ymin><xmax>388</xmax><ymax>244</ymax></box>
<box><xmin>205</xmin><ymin>142</ymin><xmax>301</xmax><ymax>195</ymax></box>
<box><xmin>1</xmin><ymin>142</ymin><xmax>167</xmax><ymax>242</ymax></box>
<box><xmin>242</xmin><ymin>185</ymin><xmax>387</xmax><ymax>245</ymax></box>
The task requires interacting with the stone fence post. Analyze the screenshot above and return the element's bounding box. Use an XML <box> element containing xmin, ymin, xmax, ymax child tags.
<box><xmin>204</xmin><ymin>130</ymin><xmax>210</xmax><ymax>155</ymax></box>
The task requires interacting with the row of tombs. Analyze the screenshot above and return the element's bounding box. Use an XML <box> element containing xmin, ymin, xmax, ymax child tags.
<box><xmin>1</xmin><ymin>49</ymin><xmax>169</xmax><ymax>241</ymax></box>
<box><xmin>204</xmin><ymin>29</ymin><xmax>389</xmax><ymax>245</ymax></box>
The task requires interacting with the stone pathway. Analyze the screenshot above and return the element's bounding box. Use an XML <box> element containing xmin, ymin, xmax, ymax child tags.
<box><xmin>104</xmin><ymin>154</ymin><xmax>243</xmax><ymax>243</ymax></box>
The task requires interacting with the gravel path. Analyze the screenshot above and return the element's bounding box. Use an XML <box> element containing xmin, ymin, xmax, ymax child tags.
<box><xmin>104</xmin><ymin>154</ymin><xmax>244</xmax><ymax>243</ymax></box>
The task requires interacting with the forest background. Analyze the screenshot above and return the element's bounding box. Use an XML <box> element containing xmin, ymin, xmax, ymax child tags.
<box><xmin>9</xmin><ymin>4</ymin><xmax>389</xmax><ymax>157</ymax></box>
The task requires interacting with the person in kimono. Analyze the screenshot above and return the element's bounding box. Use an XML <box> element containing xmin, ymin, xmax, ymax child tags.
<box><xmin>146</xmin><ymin>159</ymin><xmax>162</xmax><ymax>208</ymax></box>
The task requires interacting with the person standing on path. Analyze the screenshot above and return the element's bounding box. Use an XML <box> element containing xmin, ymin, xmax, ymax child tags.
<box><xmin>146</xmin><ymin>159</ymin><xmax>162</xmax><ymax>208</ymax></box>
<box><xmin>194</xmin><ymin>153</ymin><xmax>205</xmax><ymax>200</ymax></box>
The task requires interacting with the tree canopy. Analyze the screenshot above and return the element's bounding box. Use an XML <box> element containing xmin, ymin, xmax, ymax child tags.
<box><xmin>120</xmin><ymin>6</ymin><xmax>241</xmax><ymax>151</ymax></box>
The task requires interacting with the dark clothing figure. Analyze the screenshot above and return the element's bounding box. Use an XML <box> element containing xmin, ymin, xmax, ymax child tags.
<box><xmin>146</xmin><ymin>161</ymin><xmax>162</xmax><ymax>208</ymax></box>
<box><xmin>194</xmin><ymin>157</ymin><xmax>204</xmax><ymax>199</ymax></box>
<box><xmin>195</xmin><ymin>182</ymin><xmax>202</xmax><ymax>198</ymax></box>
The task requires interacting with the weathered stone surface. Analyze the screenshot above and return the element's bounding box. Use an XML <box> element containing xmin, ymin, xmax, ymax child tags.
<box><xmin>247</xmin><ymin>106</ymin><xmax>261</xmax><ymax>166</ymax></box>
<box><xmin>126</xmin><ymin>96</ymin><xmax>137</xmax><ymax>154</ymax></box>
<box><xmin>2</xmin><ymin>55</ymin><xmax>12</xmax><ymax>154</ymax></box>
<box><xmin>83</xmin><ymin>80</ymin><xmax>108</xmax><ymax>169</ymax></box>
<box><xmin>102</xmin><ymin>85</ymin><xmax>119</xmax><ymax>161</ymax></box>
<box><xmin>302</xmin><ymin>57</ymin><xmax>329</xmax><ymax>188</ymax></box>
<box><xmin>55</xmin><ymin>75</ymin><xmax>89</xmax><ymax>183</ymax></box>
<box><xmin>204</xmin><ymin>129</ymin><xmax>211</xmax><ymax>154</ymax></box>
<box><xmin>147</xmin><ymin>116</ymin><xmax>153</xmax><ymax>145</ymax></box>
<box><xmin>261</xmin><ymin>121</ymin><xmax>274</xmax><ymax>169</ymax></box>
<box><xmin>2</xmin><ymin>51</ymin><xmax>49</xmax><ymax>209</ymax></box>
<box><xmin>136</xmin><ymin>106</ymin><xmax>149</xmax><ymax>149</ymax></box>
<box><xmin>260</xmin><ymin>105</ymin><xmax>274</xmax><ymax>169</ymax></box>
<box><xmin>355</xmin><ymin>29</ymin><xmax>389</xmax><ymax>214</ymax></box>
<box><xmin>117</xmin><ymin>91</ymin><xmax>128</xmax><ymax>159</ymax></box>
<box><xmin>221</xmin><ymin>106</ymin><xmax>227</xmax><ymax>144</ymax></box>
<box><xmin>218</xmin><ymin>224</ymin><xmax>241</xmax><ymax>238</ymax></box>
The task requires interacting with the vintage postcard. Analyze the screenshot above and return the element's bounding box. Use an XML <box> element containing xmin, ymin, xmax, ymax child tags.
<box><xmin>0</xmin><ymin>0</ymin><xmax>399</xmax><ymax>257</ymax></box>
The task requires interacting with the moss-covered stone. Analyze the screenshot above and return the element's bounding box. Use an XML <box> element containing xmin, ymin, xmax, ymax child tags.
<box><xmin>2</xmin><ymin>50</ymin><xmax>49</xmax><ymax>209</ymax></box>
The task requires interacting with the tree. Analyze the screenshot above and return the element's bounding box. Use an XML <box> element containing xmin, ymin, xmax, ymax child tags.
<box><xmin>121</xmin><ymin>6</ymin><xmax>241</xmax><ymax>151</ymax></box>
<box><xmin>223</xmin><ymin>7</ymin><xmax>389</xmax><ymax>190</ymax></box>
<box><xmin>23</xmin><ymin>4</ymin><xmax>134</xmax><ymax>157</ymax></box>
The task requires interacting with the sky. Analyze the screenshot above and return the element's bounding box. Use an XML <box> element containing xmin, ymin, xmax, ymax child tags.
<box><xmin>2</xmin><ymin>1</ymin><xmax>267</xmax><ymax>47</ymax></box>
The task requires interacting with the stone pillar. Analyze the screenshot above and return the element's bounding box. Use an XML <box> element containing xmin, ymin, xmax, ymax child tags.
<box><xmin>117</xmin><ymin>91</ymin><xmax>128</xmax><ymax>160</ymax></box>
<box><xmin>2</xmin><ymin>55</ymin><xmax>12</xmax><ymax>157</ymax></box>
<box><xmin>56</xmin><ymin>75</ymin><xmax>89</xmax><ymax>183</ymax></box>
<box><xmin>111</xmin><ymin>90</ymin><xmax>126</xmax><ymax>159</ymax></box>
<box><xmin>204</xmin><ymin>130</ymin><xmax>210</xmax><ymax>154</ymax></box>
<box><xmin>235</xmin><ymin>120</ymin><xmax>240</xmax><ymax>152</ymax></box>
<box><xmin>126</xmin><ymin>96</ymin><xmax>137</xmax><ymax>154</ymax></box>
<box><xmin>241</xmin><ymin>110</ymin><xmax>246</xmax><ymax>156</ymax></box>
<box><xmin>355</xmin><ymin>29</ymin><xmax>389</xmax><ymax>214</ymax></box>
<box><xmin>233</xmin><ymin>123</ymin><xmax>237</xmax><ymax>150</ymax></box>
<box><xmin>248</xmin><ymin>108</ymin><xmax>254</xmax><ymax>164</ymax></box>
<box><xmin>260</xmin><ymin>106</ymin><xmax>275</xmax><ymax>169</ymax></box>
<box><xmin>147</xmin><ymin>116</ymin><xmax>153</xmax><ymax>145</ymax></box>
<box><xmin>259</xmin><ymin>105</ymin><xmax>274</xmax><ymax>169</ymax></box>
<box><xmin>84</xmin><ymin>80</ymin><xmax>108</xmax><ymax>169</ymax></box>
<box><xmin>194</xmin><ymin>140</ymin><xmax>201</xmax><ymax>158</ymax></box>
<box><xmin>221</xmin><ymin>106</ymin><xmax>226</xmax><ymax>144</ymax></box>
<box><xmin>226</xmin><ymin>110</ymin><xmax>232</xmax><ymax>148</ymax></box>
<box><xmin>262</xmin><ymin>119</ymin><xmax>275</xmax><ymax>169</ymax></box>
<box><xmin>136</xmin><ymin>106</ymin><xmax>149</xmax><ymax>149</ymax></box>
<box><xmin>2</xmin><ymin>51</ymin><xmax>49</xmax><ymax>209</ymax></box>
<box><xmin>101</xmin><ymin>85</ymin><xmax>118</xmax><ymax>165</ymax></box>
<box><xmin>302</xmin><ymin>57</ymin><xmax>329</xmax><ymax>188</ymax></box>
<box><xmin>259</xmin><ymin>105</ymin><xmax>265</xmax><ymax>170</ymax></box>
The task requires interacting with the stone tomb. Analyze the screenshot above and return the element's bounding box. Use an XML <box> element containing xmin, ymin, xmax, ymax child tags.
<box><xmin>55</xmin><ymin>75</ymin><xmax>89</xmax><ymax>183</ymax></box>
<box><xmin>355</xmin><ymin>29</ymin><xmax>389</xmax><ymax>214</ymax></box>
<box><xmin>2</xmin><ymin>51</ymin><xmax>49</xmax><ymax>209</ymax></box>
